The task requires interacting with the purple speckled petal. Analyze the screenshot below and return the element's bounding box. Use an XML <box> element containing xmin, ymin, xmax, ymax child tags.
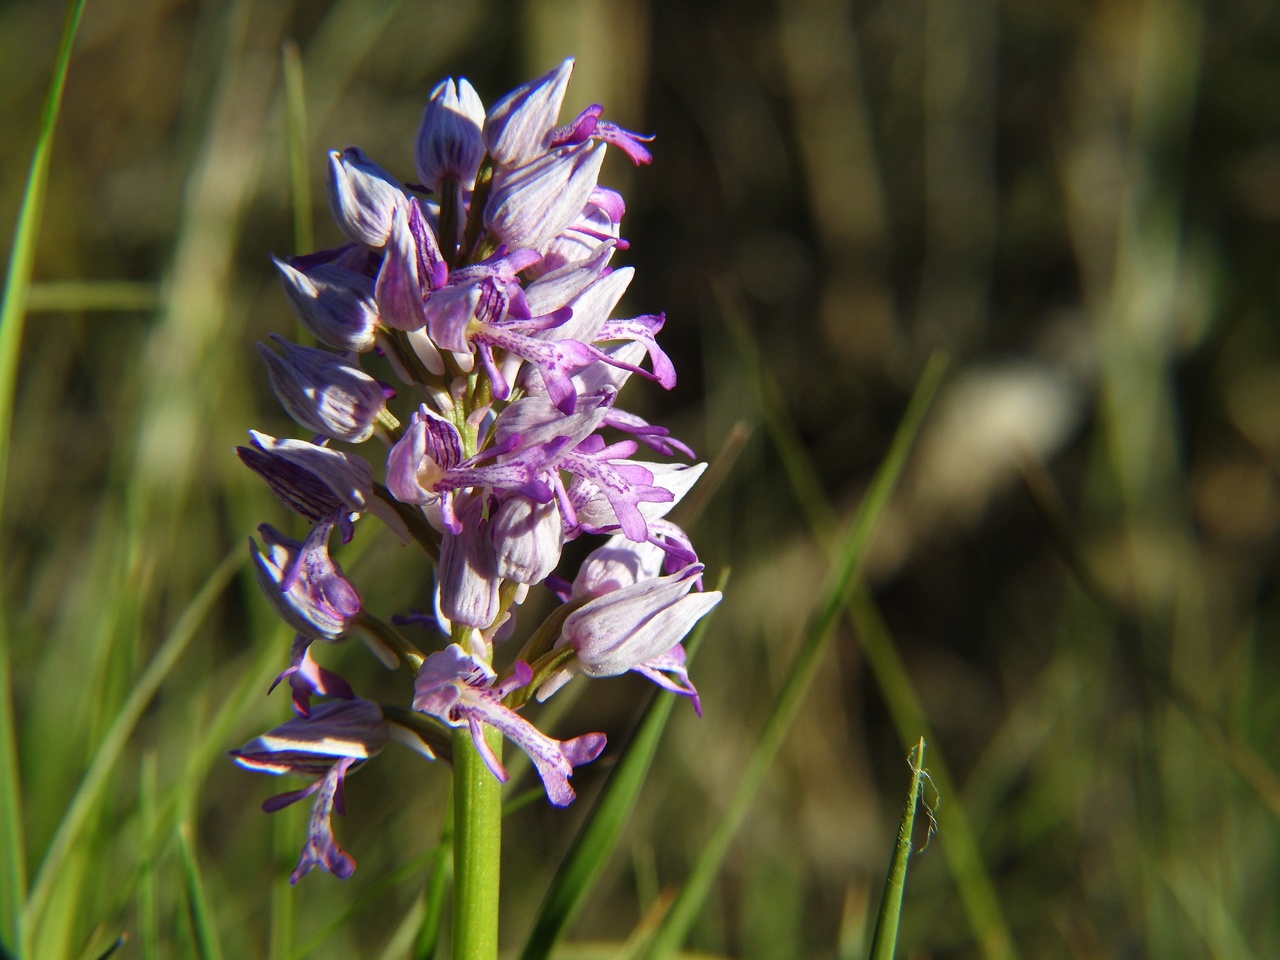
<box><xmin>290</xmin><ymin>760</ymin><xmax>357</xmax><ymax>882</ymax></box>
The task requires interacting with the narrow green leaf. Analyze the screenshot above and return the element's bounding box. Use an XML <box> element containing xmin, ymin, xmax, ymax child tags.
<box><xmin>518</xmin><ymin>571</ymin><xmax>729</xmax><ymax>960</ymax></box>
<box><xmin>176</xmin><ymin>824</ymin><xmax>224</xmax><ymax>960</ymax></box>
<box><xmin>849</xmin><ymin>592</ymin><xmax>1015</xmax><ymax>960</ymax></box>
<box><xmin>0</xmin><ymin>4</ymin><xmax>89</xmax><ymax>955</ymax></box>
<box><xmin>412</xmin><ymin>801</ymin><xmax>453</xmax><ymax>960</ymax></box>
<box><xmin>22</xmin><ymin>545</ymin><xmax>242</xmax><ymax>933</ymax></box>
<box><xmin>24</xmin><ymin>281</ymin><xmax>160</xmax><ymax>313</ymax></box>
<box><xmin>867</xmin><ymin>739</ymin><xmax>927</xmax><ymax>960</ymax></box>
<box><xmin>281</xmin><ymin>39</ymin><xmax>314</xmax><ymax>256</ymax></box>
<box><xmin>640</xmin><ymin>355</ymin><xmax>946</xmax><ymax>960</ymax></box>
<box><xmin>0</xmin><ymin>641</ymin><xmax>24</xmax><ymax>960</ymax></box>
<box><xmin>720</xmin><ymin>286</ymin><xmax>1017</xmax><ymax>960</ymax></box>
<box><xmin>137</xmin><ymin>754</ymin><xmax>159</xmax><ymax>960</ymax></box>
<box><xmin>0</xmin><ymin>0</ymin><xmax>88</xmax><ymax>511</ymax></box>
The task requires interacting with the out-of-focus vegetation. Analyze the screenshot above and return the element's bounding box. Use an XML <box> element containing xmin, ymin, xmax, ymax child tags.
<box><xmin>2</xmin><ymin>0</ymin><xmax>1279</xmax><ymax>957</ymax></box>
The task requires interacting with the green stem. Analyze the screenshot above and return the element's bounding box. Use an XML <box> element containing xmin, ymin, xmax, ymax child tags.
<box><xmin>451</xmin><ymin>725</ymin><xmax>502</xmax><ymax>960</ymax></box>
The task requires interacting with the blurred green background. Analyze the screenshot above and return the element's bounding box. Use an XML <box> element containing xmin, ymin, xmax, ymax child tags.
<box><xmin>4</xmin><ymin>0</ymin><xmax>1280</xmax><ymax>956</ymax></box>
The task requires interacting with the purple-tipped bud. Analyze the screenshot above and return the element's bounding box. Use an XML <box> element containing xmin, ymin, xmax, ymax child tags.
<box><xmin>326</xmin><ymin>147</ymin><xmax>404</xmax><ymax>248</ymax></box>
<box><xmin>484</xmin><ymin>141</ymin><xmax>607</xmax><ymax>251</ymax></box>
<box><xmin>415</xmin><ymin>78</ymin><xmax>486</xmax><ymax>190</ymax></box>
<box><xmin>482</xmin><ymin>58</ymin><xmax>574</xmax><ymax>168</ymax></box>
<box><xmin>274</xmin><ymin>257</ymin><xmax>380</xmax><ymax>353</ymax></box>
<box><xmin>257</xmin><ymin>336</ymin><xmax>386</xmax><ymax>443</ymax></box>
<box><xmin>250</xmin><ymin>515</ymin><xmax>362</xmax><ymax>641</ymax></box>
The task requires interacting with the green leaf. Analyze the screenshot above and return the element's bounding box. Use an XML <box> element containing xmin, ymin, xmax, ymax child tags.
<box><xmin>176</xmin><ymin>824</ymin><xmax>224</xmax><ymax>960</ymax></box>
<box><xmin>22</xmin><ymin>545</ymin><xmax>242</xmax><ymax>935</ymax></box>
<box><xmin>639</xmin><ymin>352</ymin><xmax>946</xmax><ymax>960</ymax></box>
<box><xmin>517</xmin><ymin>571</ymin><xmax>729</xmax><ymax>960</ymax></box>
<box><xmin>0</xmin><ymin>2</ymin><xmax>89</xmax><ymax>954</ymax></box>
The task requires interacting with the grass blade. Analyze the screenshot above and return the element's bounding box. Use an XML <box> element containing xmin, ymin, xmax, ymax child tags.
<box><xmin>176</xmin><ymin>824</ymin><xmax>224</xmax><ymax>960</ymax></box>
<box><xmin>412</xmin><ymin>797</ymin><xmax>454</xmax><ymax>960</ymax></box>
<box><xmin>518</xmin><ymin>570</ymin><xmax>730</xmax><ymax>960</ymax></box>
<box><xmin>0</xmin><ymin>0</ymin><xmax>88</xmax><ymax>511</ymax></box>
<box><xmin>640</xmin><ymin>354</ymin><xmax>945</xmax><ymax>960</ymax></box>
<box><xmin>867</xmin><ymin>739</ymin><xmax>927</xmax><ymax>960</ymax></box>
<box><xmin>0</xmin><ymin>3</ymin><xmax>89</xmax><ymax>954</ymax></box>
<box><xmin>719</xmin><ymin>285</ymin><xmax>1017</xmax><ymax>960</ymax></box>
<box><xmin>22</xmin><ymin>545</ymin><xmax>242</xmax><ymax>933</ymax></box>
<box><xmin>281</xmin><ymin>39</ymin><xmax>314</xmax><ymax>256</ymax></box>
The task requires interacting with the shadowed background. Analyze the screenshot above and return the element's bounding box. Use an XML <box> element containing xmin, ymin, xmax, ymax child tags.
<box><xmin>3</xmin><ymin>0</ymin><xmax>1280</xmax><ymax>957</ymax></box>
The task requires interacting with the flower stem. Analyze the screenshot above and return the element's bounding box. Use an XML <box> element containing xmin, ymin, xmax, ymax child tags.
<box><xmin>451</xmin><ymin>724</ymin><xmax>503</xmax><ymax>960</ymax></box>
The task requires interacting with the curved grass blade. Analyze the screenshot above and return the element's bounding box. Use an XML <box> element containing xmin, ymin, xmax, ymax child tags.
<box><xmin>867</xmin><ymin>739</ymin><xmax>927</xmax><ymax>960</ymax></box>
<box><xmin>718</xmin><ymin>284</ymin><xmax>1016</xmax><ymax>960</ymax></box>
<box><xmin>176</xmin><ymin>824</ymin><xmax>224</xmax><ymax>960</ymax></box>
<box><xmin>517</xmin><ymin>570</ymin><xmax>729</xmax><ymax>960</ymax></box>
<box><xmin>639</xmin><ymin>353</ymin><xmax>946</xmax><ymax>960</ymax></box>
<box><xmin>0</xmin><ymin>3</ymin><xmax>89</xmax><ymax>953</ymax></box>
<box><xmin>0</xmin><ymin>0</ymin><xmax>88</xmax><ymax>509</ymax></box>
<box><xmin>22</xmin><ymin>545</ymin><xmax>242</xmax><ymax>934</ymax></box>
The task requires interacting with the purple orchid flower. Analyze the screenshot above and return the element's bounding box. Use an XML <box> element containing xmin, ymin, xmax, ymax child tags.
<box><xmin>273</xmin><ymin>256</ymin><xmax>380</xmax><ymax>353</ymax></box>
<box><xmin>250</xmin><ymin>512</ymin><xmax>362</xmax><ymax>642</ymax></box>
<box><xmin>413</xmin><ymin>643</ymin><xmax>606</xmax><ymax>806</ymax></box>
<box><xmin>537</xmin><ymin>539</ymin><xmax>721</xmax><ymax>711</ymax></box>
<box><xmin>270</xmin><ymin>634</ymin><xmax>357</xmax><ymax>717</ymax></box>
<box><xmin>231</xmin><ymin>698</ymin><xmax>390</xmax><ymax>882</ymax></box>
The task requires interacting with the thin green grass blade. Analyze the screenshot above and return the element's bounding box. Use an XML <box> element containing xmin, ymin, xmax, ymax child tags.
<box><xmin>291</xmin><ymin>849</ymin><xmax>439</xmax><ymax>959</ymax></box>
<box><xmin>0</xmin><ymin>4</ymin><xmax>88</xmax><ymax>954</ymax></box>
<box><xmin>518</xmin><ymin>570</ymin><xmax>730</xmax><ymax>960</ymax></box>
<box><xmin>24</xmin><ymin>281</ymin><xmax>161</xmax><ymax>313</ymax></box>
<box><xmin>0</xmin><ymin>642</ymin><xmax>23</xmax><ymax>959</ymax></box>
<box><xmin>412</xmin><ymin>800</ymin><xmax>453</xmax><ymax>960</ymax></box>
<box><xmin>176</xmin><ymin>824</ymin><xmax>224</xmax><ymax>960</ymax></box>
<box><xmin>0</xmin><ymin>0</ymin><xmax>88</xmax><ymax>510</ymax></box>
<box><xmin>22</xmin><ymin>545</ymin><xmax>242</xmax><ymax>933</ymax></box>
<box><xmin>137</xmin><ymin>753</ymin><xmax>159</xmax><ymax>960</ymax></box>
<box><xmin>281</xmin><ymin>39</ymin><xmax>314</xmax><ymax>256</ymax></box>
<box><xmin>867</xmin><ymin>739</ymin><xmax>926</xmax><ymax>960</ymax></box>
<box><xmin>639</xmin><ymin>355</ymin><xmax>945</xmax><ymax>960</ymax></box>
<box><xmin>719</xmin><ymin>287</ymin><xmax>1017</xmax><ymax>960</ymax></box>
<box><xmin>849</xmin><ymin>589</ymin><xmax>1014</xmax><ymax>960</ymax></box>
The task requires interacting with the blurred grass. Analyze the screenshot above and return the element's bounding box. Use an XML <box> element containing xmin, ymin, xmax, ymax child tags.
<box><xmin>1</xmin><ymin>0</ymin><xmax>1279</xmax><ymax>958</ymax></box>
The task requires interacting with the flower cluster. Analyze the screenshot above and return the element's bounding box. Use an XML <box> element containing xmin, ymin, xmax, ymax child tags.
<box><xmin>231</xmin><ymin>59</ymin><xmax>720</xmax><ymax>883</ymax></box>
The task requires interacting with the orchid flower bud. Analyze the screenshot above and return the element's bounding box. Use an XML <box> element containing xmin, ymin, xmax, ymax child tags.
<box><xmin>257</xmin><ymin>336</ymin><xmax>387</xmax><ymax>443</ymax></box>
<box><xmin>415</xmin><ymin>77</ymin><xmax>486</xmax><ymax>190</ymax></box>
<box><xmin>326</xmin><ymin>147</ymin><xmax>403</xmax><ymax>248</ymax></box>
<box><xmin>273</xmin><ymin>257</ymin><xmax>380</xmax><ymax>353</ymax></box>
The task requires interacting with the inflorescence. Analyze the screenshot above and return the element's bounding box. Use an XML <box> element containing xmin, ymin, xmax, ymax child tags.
<box><xmin>229</xmin><ymin>59</ymin><xmax>721</xmax><ymax>883</ymax></box>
